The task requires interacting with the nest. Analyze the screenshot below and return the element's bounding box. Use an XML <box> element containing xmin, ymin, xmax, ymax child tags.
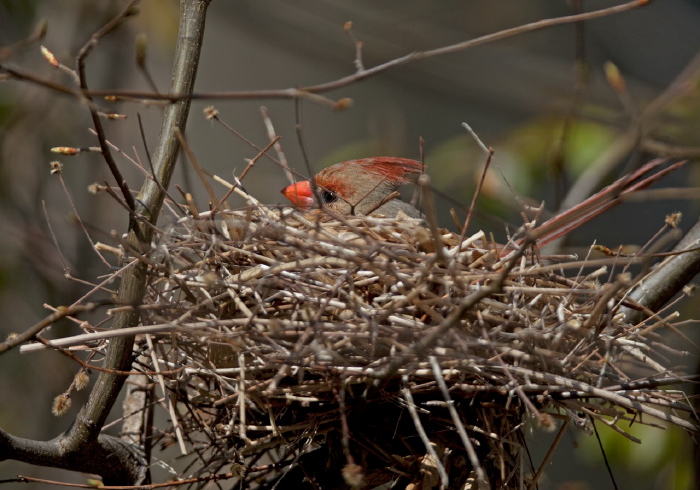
<box><xmin>94</xmin><ymin>191</ymin><xmax>694</xmax><ymax>489</ymax></box>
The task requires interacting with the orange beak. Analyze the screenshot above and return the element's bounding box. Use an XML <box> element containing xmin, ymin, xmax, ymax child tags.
<box><xmin>281</xmin><ymin>180</ymin><xmax>315</xmax><ymax>209</ymax></box>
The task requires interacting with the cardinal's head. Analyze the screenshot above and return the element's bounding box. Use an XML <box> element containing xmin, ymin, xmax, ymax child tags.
<box><xmin>281</xmin><ymin>157</ymin><xmax>423</xmax><ymax>218</ymax></box>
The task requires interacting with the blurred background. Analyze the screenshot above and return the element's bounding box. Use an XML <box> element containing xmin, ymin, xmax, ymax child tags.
<box><xmin>1</xmin><ymin>0</ymin><xmax>699</xmax><ymax>488</ymax></box>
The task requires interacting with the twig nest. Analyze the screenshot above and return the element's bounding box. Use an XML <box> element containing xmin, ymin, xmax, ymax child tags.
<box><xmin>133</xmin><ymin>205</ymin><xmax>696</xmax><ymax>488</ymax></box>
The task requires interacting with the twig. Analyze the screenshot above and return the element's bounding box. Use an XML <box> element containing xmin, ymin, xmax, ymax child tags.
<box><xmin>0</xmin><ymin>303</ymin><xmax>103</xmax><ymax>354</ymax></box>
<box><xmin>343</xmin><ymin>21</ymin><xmax>365</xmax><ymax>72</ymax></box>
<box><xmin>0</xmin><ymin>20</ymin><xmax>47</xmax><ymax>62</ymax></box>
<box><xmin>175</xmin><ymin>127</ymin><xmax>223</xmax><ymax>212</ymax></box>
<box><xmin>55</xmin><ymin>172</ymin><xmax>111</xmax><ymax>267</ymax></box>
<box><xmin>402</xmin><ymin>378</ymin><xmax>449</xmax><ymax>488</ymax></box>
<box><xmin>429</xmin><ymin>356</ymin><xmax>487</xmax><ymax>486</ymax></box>
<box><xmin>460</xmin><ymin>122</ymin><xmax>493</xmax><ymax>245</ymax></box>
<box><xmin>145</xmin><ymin>334</ymin><xmax>187</xmax><ymax>454</ymax></box>
<box><xmin>74</xmin><ymin>0</ymin><xmax>139</xmax><ymax>211</ymax></box>
<box><xmin>260</xmin><ymin>106</ymin><xmax>294</xmax><ymax>185</ymax></box>
<box><xmin>2</xmin><ymin>1</ymin><xmax>649</xmax><ymax>106</ymax></box>
<box><xmin>527</xmin><ymin>419</ymin><xmax>570</xmax><ymax>490</ymax></box>
<box><xmin>57</xmin><ymin>1</ymin><xmax>211</xmax><ymax>484</ymax></box>
<box><xmin>217</xmin><ymin>136</ymin><xmax>281</xmax><ymax>204</ymax></box>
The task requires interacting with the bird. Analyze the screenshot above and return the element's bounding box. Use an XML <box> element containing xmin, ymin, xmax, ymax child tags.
<box><xmin>281</xmin><ymin>157</ymin><xmax>423</xmax><ymax>218</ymax></box>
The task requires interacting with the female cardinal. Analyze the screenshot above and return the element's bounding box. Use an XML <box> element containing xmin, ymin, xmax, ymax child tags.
<box><xmin>281</xmin><ymin>157</ymin><xmax>423</xmax><ymax>218</ymax></box>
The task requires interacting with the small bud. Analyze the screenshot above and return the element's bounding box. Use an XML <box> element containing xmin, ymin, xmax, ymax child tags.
<box><xmin>87</xmin><ymin>183</ymin><xmax>101</xmax><ymax>194</ymax></box>
<box><xmin>52</xmin><ymin>393</ymin><xmax>72</xmax><ymax>416</ymax></box>
<box><xmin>604</xmin><ymin>61</ymin><xmax>626</xmax><ymax>94</ymax></box>
<box><xmin>105</xmin><ymin>113</ymin><xmax>127</xmax><ymax>120</ymax></box>
<box><xmin>50</xmin><ymin>161</ymin><xmax>63</xmax><ymax>174</ymax></box>
<box><xmin>665</xmin><ymin>212</ymin><xmax>681</xmax><ymax>228</ymax></box>
<box><xmin>104</xmin><ymin>95</ymin><xmax>117</xmax><ymax>102</ymax></box>
<box><xmin>51</xmin><ymin>147</ymin><xmax>80</xmax><ymax>155</ymax></box>
<box><xmin>341</xmin><ymin>463</ymin><xmax>364</xmax><ymax>488</ymax></box>
<box><xmin>333</xmin><ymin>97</ymin><xmax>353</xmax><ymax>111</ymax></box>
<box><xmin>204</xmin><ymin>106</ymin><xmax>219</xmax><ymax>120</ymax></box>
<box><xmin>74</xmin><ymin>371</ymin><xmax>89</xmax><ymax>391</ymax></box>
<box><xmin>40</xmin><ymin>45</ymin><xmax>59</xmax><ymax>67</ymax></box>
<box><xmin>343</xmin><ymin>21</ymin><xmax>353</xmax><ymax>32</ymax></box>
<box><xmin>592</xmin><ymin>245</ymin><xmax>612</xmax><ymax>256</ymax></box>
<box><xmin>683</xmin><ymin>284</ymin><xmax>696</xmax><ymax>296</ymax></box>
<box><xmin>536</xmin><ymin>412</ymin><xmax>557</xmax><ymax>432</ymax></box>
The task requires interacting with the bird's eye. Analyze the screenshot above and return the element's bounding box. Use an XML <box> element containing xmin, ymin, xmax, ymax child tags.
<box><xmin>321</xmin><ymin>189</ymin><xmax>338</xmax><ymax>203</ymax></box>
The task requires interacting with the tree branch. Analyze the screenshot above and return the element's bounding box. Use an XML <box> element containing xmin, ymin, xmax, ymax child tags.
<box><xmin>0</xmin><ymin>0</ymin><xmax>211</xmax><ymax>484</ymax></box>
<box><xmin>623</xmin><ymin>217</ymin><xmax>700</xmax><ymax>325</ymax></box>
<box><xmin>0</xmin><ymin>0</ymin><xmax>649</xmax><ymax>105</ymax></box>
<box><xmin>0</xmin><ymin>428</ymin><xmax>146</xmax><ymax>485</ymax></box>
<box><xmin>74</xmin><ymin>0</ymin><xmax>139</xmax><ymax>211</ymax></box>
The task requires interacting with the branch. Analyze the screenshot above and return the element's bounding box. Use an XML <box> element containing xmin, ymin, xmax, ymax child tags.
<box><xmin>0</xmin><ymin>1</ymin><xmax>649</xmax><ymax>105</ymax></box>
<box><xmin>0</xmin><ymin>303</ymin><xmax>103</xmax><ymax>355</ymax></box>
<box><xmin>0</xmin><ymin>0</ymin><xmax>211</xmax><ymax>485</ymax></box>
<box><xmin>558</xmin><ymin>46</ymin><xmax>700</xmax><ymax>212</ymax></box>
<box><xmin>622</xmin><ymin>216</ymin><xmax>700</xmax><ymax>324</ymax></box>
<box><xmin>0</xmin><ymin>428</ymin><xmax>146</xmax><ymax>485</ymax></box>
<box><xmin>74</xmin><ymin>0</ymin><xmax>210</xmax><ymax>451</ymax></box>
<box><xmin>74</xmin><ymin>0</ymin><xmax>139</xmax><ymax>211</ymax></box>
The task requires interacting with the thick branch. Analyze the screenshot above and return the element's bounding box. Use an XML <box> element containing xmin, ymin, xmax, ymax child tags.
<box><xmin>73</xmin><ymin>0</ymin><xmax>209</xmax><ymax>449</ymax></box>
<box><xmin>0</xmin><ymin>0</ymin><xmax>210</xmax><ymax>485</ymax></box>
<box><xmin>0</xmin><ymin>428</ymin><xmax>145</xmax><ymax>485</ymax></box>
<box><xmin>623</xmin><ymin>217</ymin><xmax>700</xmax><ymax>325</ymax></box>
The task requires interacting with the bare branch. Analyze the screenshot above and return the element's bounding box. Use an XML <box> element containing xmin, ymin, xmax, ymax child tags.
<box><xmin>1</xmin><ymin>1</ymin><xmax>649</xmax><ymax>106</ymax></box>
<box><xmin>623</xmin><ymin>217</ymin><xmax>700</xmax><ymax>324</ymax></box>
